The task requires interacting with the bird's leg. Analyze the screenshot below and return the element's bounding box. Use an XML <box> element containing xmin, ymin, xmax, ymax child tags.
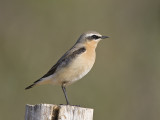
<box><xmin>61</xmin><ymin>85</ymin><xmax>70</xmax><ymax>105</ymax></box>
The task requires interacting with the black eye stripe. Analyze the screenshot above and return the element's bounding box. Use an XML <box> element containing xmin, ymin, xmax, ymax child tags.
<box><xmin>91</xmin><ymin>35</ymin><xmax>101</xmax><ymax>39</ymax></box>
<box><xmin>87</xmin><ymin>35</ymin><xmax>101</xmax><ymax>40</ymax></box>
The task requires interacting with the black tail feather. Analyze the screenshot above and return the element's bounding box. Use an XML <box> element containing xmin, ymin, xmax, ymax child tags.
<box><xmin>25</xmin><ymin>78</ymin><xmax>41</xmax><ymax>90</ymax></box>
<box><xmin>25</xmin><ymin>83</ymin><xmax>35</xmax><ymax>90</ymax></box>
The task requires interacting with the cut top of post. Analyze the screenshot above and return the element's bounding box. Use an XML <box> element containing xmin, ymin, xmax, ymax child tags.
<box><xmin>25</xmin><ymin>104</ymin><xmax>94</xmax><ymax>120</ymax></box>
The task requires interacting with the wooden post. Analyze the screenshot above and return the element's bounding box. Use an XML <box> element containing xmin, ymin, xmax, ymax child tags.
<box><xmin>25</xmin><ymin>104</ymin><xmax>94</xmax><ymax>120</ymax></box>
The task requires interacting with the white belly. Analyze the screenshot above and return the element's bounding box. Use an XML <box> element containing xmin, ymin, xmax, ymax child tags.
<box><xmin>52</xmin><ymin>54</ymin><xmax>95</xmax><ymax>85</ymax></box>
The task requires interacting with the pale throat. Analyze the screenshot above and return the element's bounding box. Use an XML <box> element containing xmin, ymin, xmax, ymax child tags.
<box><xmin>86</xmin><ymin>40</ymin><xmax>99</xmax><ymax>49</ymax></box>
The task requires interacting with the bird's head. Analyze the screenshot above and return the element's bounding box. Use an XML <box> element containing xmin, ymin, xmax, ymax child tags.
<box><xmin>77</xmin><ymin>31</ymin><xmax>109</xmax><ymax>47</ymax></box>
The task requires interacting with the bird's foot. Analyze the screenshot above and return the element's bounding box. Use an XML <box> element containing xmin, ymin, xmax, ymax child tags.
<box><xmin>59</xmin><ymin>104</ymin><xmax>80</xmax><ymax>107</ymax></box>
<box><xmin>72</xmin><ymin>105</ymin><xmax>80</xmax><ymax>107</ymax></box>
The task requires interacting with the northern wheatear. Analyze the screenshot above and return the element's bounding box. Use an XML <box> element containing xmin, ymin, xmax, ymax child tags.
<box><xmin>25</xmin><ymin>31</ymin><xmax>109</xmax><ymax>104</ymax></box>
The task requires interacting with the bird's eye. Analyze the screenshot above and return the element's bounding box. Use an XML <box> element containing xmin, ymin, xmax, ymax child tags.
<box><xmin>91</xmin><ymin>35</ymin><xmax>101</xmax><ymax>39</ymax></box>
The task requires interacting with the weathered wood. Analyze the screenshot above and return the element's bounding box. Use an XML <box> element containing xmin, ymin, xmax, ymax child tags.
<box><xmin>58</xmin><ymin>105</ymin><xmax>93</xmax><ymax>120</ymax></box>
<box><xmin>25</xmin><ymin>104</ymin><xmax>94</xmax><ymax>120</ymax></box>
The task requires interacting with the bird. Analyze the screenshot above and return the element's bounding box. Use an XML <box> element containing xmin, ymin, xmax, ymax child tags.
<box><xmin>25</xmin><ymin>31</ymin><xmax>109</xmax><ymax>105</ymax></box>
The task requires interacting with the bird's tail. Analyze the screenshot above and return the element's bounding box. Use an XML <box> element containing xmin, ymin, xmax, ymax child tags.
<box><xmin>25</xmin><ymin>77</ymin><xmax>52</xmax><ymax>90</ymax></box>
<box><xmin>25</xmin><ymin>83</ymin><xmax>36</xmax><ymax>90</ymax></box>
<box><xmin>25</xmin><ymin>79</ymin><xmax>42</xmax><ymax>90</ymax></box>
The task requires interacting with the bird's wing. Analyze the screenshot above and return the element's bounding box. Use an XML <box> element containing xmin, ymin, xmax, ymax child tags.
<box><xmin>34</xmin><ymin>46</ymin><xmax>86</xmax><ymax>84</ymax></box>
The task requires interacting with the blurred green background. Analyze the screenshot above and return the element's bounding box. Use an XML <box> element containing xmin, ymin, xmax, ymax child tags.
<box><xmin>0</xmin><ymin>0</ymin><xmax>160</xmax><ymax>120</ymax></box>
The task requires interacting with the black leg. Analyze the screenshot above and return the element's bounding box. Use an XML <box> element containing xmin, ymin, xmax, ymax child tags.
<box><xmin>61</xmin><ymin>85</ymin><xmax>70</xmax><ymax>105</ymax></box>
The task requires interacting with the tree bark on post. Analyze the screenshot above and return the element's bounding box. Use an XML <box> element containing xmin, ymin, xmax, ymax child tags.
<box><xmin>25</xmin><ymin>104</ymin><xmax>94</xmax><ymax>120</ymax></box>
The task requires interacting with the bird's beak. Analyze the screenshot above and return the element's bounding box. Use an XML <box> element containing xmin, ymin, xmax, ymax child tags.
<box><xmin>101</xmin><ymin>36</ymin><xmax>109</xmax><ymax>39</ymax></box>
